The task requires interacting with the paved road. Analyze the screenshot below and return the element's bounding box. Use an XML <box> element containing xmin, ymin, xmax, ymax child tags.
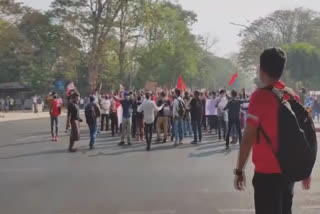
<box><xmin>0</xmin><ymin>116</ymin><xmax>320</xmax><ymax>214</ymax></box>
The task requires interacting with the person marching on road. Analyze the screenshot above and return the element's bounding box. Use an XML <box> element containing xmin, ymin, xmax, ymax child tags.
<box><xmin>110</xmin><ymin>93</ymin><xmax>120</xmax><ymax>137</ymax></box>
<box><xmin>224</xmin><ymin>89</ymin><xmax>248</xmax><ymax>149</ymax></box>
<box><xmin>156</xmin><ymin>92</ymin><xmax>171</xmax><ymax>143</ymax></box>
<box><xmin>135</xmin><ymin>93</ymin><xmax>145</xmax><ymax>142</ymax></box>
<box><xmin>116</xmin><ymin>92</ymin><xmax>134</xmax><ymax>146</ymax></box>
<box><xmin>216</xmin><ymin>89</ymin><xmax>228</xmax><ymax>141</ymax></box>
<box><xmin>68</xmin><ymin>92</ymin><xmax>82</xmax><ymax>152</ymax></box>
<box><xmin>50</xmin><ymin>93</ymin><xmax>61</xmax><ymax>141</ymax></box>
<box><xmin>138</xmin><ymin>92</ymin><xmax>163</xmax><ymax>151</ymax></box>
<box><xmin>183</xmin><ymin>92</ymin><xmax>193</xmax><ymax>137</ymax></box>
<box><xmin>100</xmin><ymin>95</ymin><xmax>111</xmax><ymax>132</ymax></box>
<box><xmin>190</xmin><ymin>90</ymin><xmax>203</xmax><ymax>144</ymax></box>
<box><xmin>85</xmin><ymin>96</ymin><xmax>101</xmax><ymax>150</ymax></box>
<box><xmin>172</xmin><ymin>88</ymin><xmax>186</xmax><ymax>146</ymax></box>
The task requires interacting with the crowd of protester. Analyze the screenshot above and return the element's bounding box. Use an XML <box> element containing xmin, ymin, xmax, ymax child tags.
<box><xmin>43</xmin><ymin>84</ymin><xmax>320</xmax><ymax>152</ymax></box>
<box><xmin>49</xmin><ymin>87</ymin><xmax>252</xmax><ymax>151</ymax></box>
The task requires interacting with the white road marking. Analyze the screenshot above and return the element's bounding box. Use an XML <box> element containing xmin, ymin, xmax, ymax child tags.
<box><xmin>16</xmin><ymin>136</ymin><xmax>37</xmax><ymax>142</ymax></box>
<box><xmin>200</xmin><ymin>188</ymin><xmax>210</xmax><ymax>193</ymax></box>
<box><xmin>119</xmin><ymin>210</ymin><xmax>176</xmax><ymax>214</ymax></box>
<box><xmin>218</xmin><ymin>209</ymin><xmax>255</xmax><ymax>213</ymax></box>
<box><xmin>301</xmin><ymin>205</ymin><xmax>320</xmax><ymax>209</ymax></box>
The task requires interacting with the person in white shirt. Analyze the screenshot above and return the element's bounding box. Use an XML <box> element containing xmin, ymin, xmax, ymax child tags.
<box><xmin>172</xmin><ymin>88</ymin><xmax>186</xmax><ymax>145</ymax></box>
<box><xmin>138</xmin><ymin>92</ymin><xmax>163</xmax><ymax>151</ymax></box>
<box><xmin>216</xmin><ymin>89</ymin><xmax>228</xmax><ymax>140</ymax></box>
<box><xmin>100</xmin><ymin>95</ymin><xmax>111</xmax><ymax>131</ymax></box>
<box><xmin>206</xmin><ymin>91</ymin><xmax>218</xmax><ymax>134</ymax></box>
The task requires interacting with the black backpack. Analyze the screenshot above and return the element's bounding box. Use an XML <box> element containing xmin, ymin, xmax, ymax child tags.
<box><xmin>177</xmin><ymin>98</ymin><xmax>186</xmax><ymax>118</ymax></box>
<box><xmin>258</xmin><ymin>87</ymin><xmax>317</xmax><ymax>182</ymax></box>
<box><xmin>85</xmin><ymin>103</ymin><xmax>97</xmax><ymax>124</ymax></box>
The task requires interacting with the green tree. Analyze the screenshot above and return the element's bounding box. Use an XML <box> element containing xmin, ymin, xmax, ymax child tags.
<box><xmin>51</xmin><ymin>0</ymin><xmax>126</xmax><ymax>91</ymax></box>
<box><xmin>136</xmin><ymin>1</ymin><xmax>199</xmax><ymax>88</ymax></box>
<box><xmin>283</xmin><ymin>43</ymin><xmax>320</xmax><ymax>89</ymax></box>
<box><xmin>237</xmin><ymin>8</ymin><xmax>320</xmax><ymax>75</ymax></box>
<box><xmin>0</xmin><ymin>19</ymin><xmax>33</xmax><ymax>83</ymax></box>
<box><xmin>18</xmin><ymin>11</ymin><xmax>81</xmax><ymax>93</ymax></box>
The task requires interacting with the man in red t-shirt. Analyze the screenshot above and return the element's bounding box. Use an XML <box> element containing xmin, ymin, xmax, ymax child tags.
<box><xmin>234</xmin><ymin>48</ymin><xmax>311</xmax><ymax>214</ymax></box>
<box><xmin>50</xmin><ymin>94</ymin><xmax>61</xmax><ymax>141</ymax></box>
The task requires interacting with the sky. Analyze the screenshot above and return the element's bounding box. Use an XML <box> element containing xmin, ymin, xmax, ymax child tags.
<box><xmin>21</xmin><ymin>0</ymin><xmax>320</xmax><ymax>57</ymax></box>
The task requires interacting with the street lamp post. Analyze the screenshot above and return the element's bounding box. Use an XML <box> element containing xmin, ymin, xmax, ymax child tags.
<box><xmin>230</xmin><ymin>22</ymin><xmax>265</xmax><ymax>50</ymax></box>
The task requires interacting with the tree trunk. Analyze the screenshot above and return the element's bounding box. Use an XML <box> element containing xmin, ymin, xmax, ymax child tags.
<box><xmin>88</xmin><ymin>60</ymin><xmax>97</xmax><ymax>93</ymax></box>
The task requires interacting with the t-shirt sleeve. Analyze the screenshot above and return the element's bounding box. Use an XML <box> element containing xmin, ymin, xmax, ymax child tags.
<box><xmin>247</xmin><ymin>91</ymin><xmax>261</xmax><ymax>128</ymax></box>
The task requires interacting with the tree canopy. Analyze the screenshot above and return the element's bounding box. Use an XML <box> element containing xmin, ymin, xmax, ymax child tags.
<box><xmin>237</xmin><ymin>8</ymin><xmax>320</xmax><ymax>90</ymax></box>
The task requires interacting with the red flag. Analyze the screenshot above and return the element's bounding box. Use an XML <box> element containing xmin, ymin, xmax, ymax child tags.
<box><xmin>229</xmin><ymin>72</ymin><xmax>238</xmax><ymax>86</ymax></box>
<box><xmin>176</xmin><ymin>75</ymin><xmax>186</xmax><ymax>91</ymax></box>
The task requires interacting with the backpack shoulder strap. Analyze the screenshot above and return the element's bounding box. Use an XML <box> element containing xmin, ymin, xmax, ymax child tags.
<box><xmin>257</xmin><ymin>124</ymin><xmax>278</xmax><ymax>156</ymax></box>
<box><xmin>263</xmin><ymin>86</ymin><xmax>291</xmax><ymax>103</ymax></box>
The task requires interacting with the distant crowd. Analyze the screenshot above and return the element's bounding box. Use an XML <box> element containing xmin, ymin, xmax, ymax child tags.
<box><xmin>44</xmin><ymin>82</ymin><xmax>315</xmax><ymax>153</ymax></box>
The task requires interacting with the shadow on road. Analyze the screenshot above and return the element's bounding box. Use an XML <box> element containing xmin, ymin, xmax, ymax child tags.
<box><xmin>188</xmin><ymin>146</ymin><xmax>239</xmax><ymax>158</ymax></box>
<box><xmin>0</xmin><ymin>149</ymin><xmax>67</xmax><ymax>160</ymax></box>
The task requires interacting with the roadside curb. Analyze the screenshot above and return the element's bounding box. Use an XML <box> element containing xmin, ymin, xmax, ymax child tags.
<box><xmin>0</xmin><ymin>113</ymin><xmax>66</xmax><ymax>123</ymax></box>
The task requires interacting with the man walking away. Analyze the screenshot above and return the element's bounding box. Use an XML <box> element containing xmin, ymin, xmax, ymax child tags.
<box><xmin>68</xmin><ymin>92</ymin><xmax>82</xmax><ymax>152</ymax></box>
<box><xmin>224</xmin><ymin>90</ymin><xmax>247</xmax><ymax>149</ymax></box>
<box><xmin>173</xmin><ymin>88</ymin><xmax>186</xmax><ymax>146</ymax></box>
<box><xmin>100</xmin><ymin>95</ymin><xmax>111</xmax><ymax>131</ymax></box>
<box><xmin>190</xmin><ymin>90</ymin><xmax>203</xmax><ymax>144</ymax></box>
<box><xmin>216</xmin><ymin>89</ymin><xmax>228</xmax><ymax>140</ymax></box>
<box><xmin>50</xmin><ymin>94</ymin><xmax>61</xmax><ymax>141</ymax></box>
<box><xmin>138</xmin><ymin>92</ymin><xmax>163</xmax><ymax>151</ymax></box>
<box><xmin>117</xmin><ymin>92</ymin><xmax>133</xmax><ymax>146</ymax></box>
<box><xmin>234</xmin><ymin>48</ymin><xmax>315</xmax><ymax>214</ymax></box>
<box><xmin>156</xmin><ymin>92</ymin><xmax>171</xmax><ymax>143</ymax></box>
<box><xmin>85</xmin><ymin>96</ymin><xmax>101</xmax><ymax>149</ymax></box>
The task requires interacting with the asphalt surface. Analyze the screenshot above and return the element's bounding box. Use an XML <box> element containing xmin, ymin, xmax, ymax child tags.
<box><xmin>0</xmin><ymin>116</ymin><xmax>320</xmax><ymax>214</ymax></box>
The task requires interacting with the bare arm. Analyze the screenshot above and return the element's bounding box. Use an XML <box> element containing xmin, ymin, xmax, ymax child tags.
<box><xmin>237</xmin><ymin>123</ymin><xmax>257</xmax><ymax>171</ymax></box>
<box><xmin>235</xmin><ymin>123</ymin><xmax>257</xmax><ymax>190</ymax></box>
<box><xmin>137</xmin><ymin>102</ymin><xmax>143</xmax><ymax>113</ymax></box>
<box><xmin>153</xmin><ymin>101</ymin><xmax>163</xmax><ymax>112</ymax></box>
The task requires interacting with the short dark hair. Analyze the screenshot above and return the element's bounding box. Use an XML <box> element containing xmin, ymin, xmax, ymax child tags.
<box><xmin>194</xmin><ymin>90</ymin><xmax>200</xmax><ymax>97</ymax></box>
<box><xmin>175</xmin><ymin>88</ymin><xmax>181</xmax><ymax>97</ymax></box>
<box><xmin>260</xmin><ymin>48</ymin><xmax>287</xmax><ymax>79</ymax></box>
<box><xmin>231</xmin><ymin>89</ymin><xmax>237</xmax><ymax>98</ymax></box>
<box><xmin>161</xmin><ymin>92</ymin><xmax>166</xmax><ymax>97</ymax></box>
<box><xmin>72</xmin><ymin>92</ymin><xmax>80</xmax><ymax>98</ymax></box>
<box><xmin>145</xmin><ymin>92</ymin><xmax>150</xmax><ymax>99</ymax></box>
